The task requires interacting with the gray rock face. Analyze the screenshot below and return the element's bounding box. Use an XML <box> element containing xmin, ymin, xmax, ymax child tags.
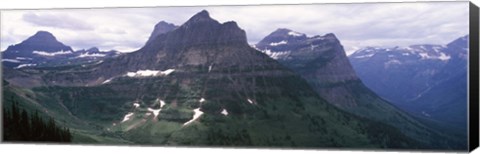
<box><xmin>255</xmin><ymin>29</ymin><xmax>359</xmax><ymax>106</ymax></box>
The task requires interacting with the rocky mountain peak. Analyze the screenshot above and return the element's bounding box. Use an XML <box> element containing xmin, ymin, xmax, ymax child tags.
<box><xmin>146</xmin><ymin>21</ymin><xmax>178</xmax><ymax>44</ymax></box>
<box><xmin>322</xmin><ymin>33</ymin><xmax>339</xmax><ymax>41</ymax></box>
<box><xmin>259</xmin><ymin>28</ymin><xmax>307</xmax><ymax>43</ymax></box>
<box><xmin>5</xmin><ymin>31</ymin><xmax>72</xmax><ymax>52</ymax></box>
<box><xmin>256</xmin><ymin>29</ymin><xmax>358</xmax><ymax>83</ymax></box>
<box><xmin>89</xmin><ymin>10</ymin><xmax>252</xmax><ymax>79</ymax></box>
<box><xmin>86</xmin><ymin>47</ymin><xmax>100</xmax><ymax>52</ymax></box>
<box><xmin>446</xmin><ymin>35</ymin><xmax>468</xmax><ymax>51</ymax></box>
<box><xmin>158</xmin><ymin>10</ymin><xmax>247</xmax><ymax>48</ymax></box>
<box><xmin>27</xmin><ymin>31</ymin><xmax>57</xmax><ymax>42</ymax></box>
<box><xmin>182</xmin><ymin>10</ymin><xmax>218</xmax><ymax>26</ymax></box>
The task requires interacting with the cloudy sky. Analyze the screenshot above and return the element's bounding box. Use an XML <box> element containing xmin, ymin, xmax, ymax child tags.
<box><xmin>0</xmin><ymin>1</ymin><xmax>469</xmax><ymax>55</ymax></box>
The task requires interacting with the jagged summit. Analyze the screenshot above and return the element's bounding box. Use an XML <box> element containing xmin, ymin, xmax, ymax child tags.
<box><xmin>255</xmin><ymin>28</ymin><xmax>342</xmax><ymax>61</ymax></box>
<box><xmin>86</xmin><ymin>10</ymin><xmax>257</xmax><ymax>81</ymax></box>
<box><xmin>152</xmin><ymin>10</ymin><xmax>247</xmax><ymax>48</ymax></box>
<box><xmin>184</xmin><ymin>10</ymin><xmax>215</xmax><ymax>24</ymax></box>
<box><xmin>146</xmin><ymin>21</ymin><xmax>178</xmax><ymax>44</ymax></box>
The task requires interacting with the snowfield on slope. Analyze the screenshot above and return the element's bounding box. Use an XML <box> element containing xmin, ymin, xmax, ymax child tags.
<box><xmin>126</xmin><ymin>69</ymin><xmax>175</xmax><ymax>77</ymax></box>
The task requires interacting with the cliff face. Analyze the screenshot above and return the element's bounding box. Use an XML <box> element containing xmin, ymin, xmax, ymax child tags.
<box><xmin>256</xmin><ymin>29</ymin><xmax>359</xmax><ymax>107</ymax></box>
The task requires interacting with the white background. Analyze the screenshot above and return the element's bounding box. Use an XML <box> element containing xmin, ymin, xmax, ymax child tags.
<box><xmin>0</xmin><ymin>0</ymin><xmax>478</xmax><ymax>154</ymax></box>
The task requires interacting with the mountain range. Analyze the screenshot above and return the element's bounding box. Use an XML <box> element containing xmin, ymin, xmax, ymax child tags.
<box><xmin>2</xmin><ymin>31</ymin><xmax>121</xmax><ymax>69</ymax></box>
<box><xmin>348</xmin><ymin>36</ymin><xmax>468</xmax><ymax>134</ymax></box>
<box><xmin>254</xmin><ymin>28</ymin><xmax>466</xmax><ymax>149</ymax></box>
<box><xmin>1</xmin><ymin>10</ymin><xmax>468</xmax><ymax>150</ymax></box>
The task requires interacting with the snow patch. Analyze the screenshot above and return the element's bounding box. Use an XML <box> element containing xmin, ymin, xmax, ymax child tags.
<box><xmin>288</xmin><ymin>31</ymin><xmax>303</xmax><ymax>37</ymax></box>
<box><xmin>386</xmin><ymin>59</ymin><xmax>401</xmax><ymax>64</ymax></box>
<box><xmin>208</xmin><ymin>65</ymin><xmax>213</xmax><ymax>73</ymax></box>
<box><xmin>183</xmin><ymin>108</ymin><xmax>204</xmax><ymax>126</ymax></box>
<box><xmin>133</xmin><ymin>103</ymin><xmax>140</xmax><ymax>108</ymax></box>
<box><xmin>2</xmin><ymin>59</ymin><xmax>21</xmax><ymax>63</ymax></box>
<box><xmin>419</xmin><ymin>52</ymin><xmax>450</xmax><ymax>61</ymax></box>
<box><xmin>33</xmin><ymin>50</ymin><xmax>72</xmax><ymax>56</ymax></box>
<box><xmin>437</xmin><ymin>52</ymin><xmax>451</xmax><ymax>61</ymax></box>
<box><xmin>78</xmin><ymin>53</ymin><xmax>106</xmax><ymax>58</ymax></box>
<box><xmin>432</xmin><ymin>47</ymin><xmax>443</xmax><ymax>53</ymax></box>
<box><xmin>121</xmin><ymin>112</ymin><xmax>134</xmax><ymax>123</ymax></box>
<box><xmin>247</xmin><ymin>99</ymin><xmax>254</xmax><ymax>104</ymax></box>
<box><xmin>199</xmin><ymin>98</ymin><xmax>205</xmax><ymax>103</ymax></box>
<box><xmin>147</xmin><ymin>98</ymin><xmax>166</xmax><ymax>118</ymax></box>
<box><xmin>148</xmin><ymin>108</ymin><xmax>161</xmax><ymax>117</ymax></box>
<box><xmin>354</xmin><ymin>54</ymin><xmax>374</xmax><ymax>59</ymax></box>
<box><xmin>221</xmin><ymin>109</ymin><xmax>228</xmax><ymax>116</ymax></box>
<box><xmin>162</xmin><ymin>69</ymin><xmax>175</xmax><ymax>75</ymax></box>
<box><xmin>94</xmin><ymin>60</ymin><xmax>104</xmax><ymax>65</ymax></box>
<box><xmin>269</xmin><ymin>40</ymin><xmax>287</xmax><ymax>46</ymax></box>
<box><xmin>261</xmin><ymin>49</ymin><xmax>290</xmax><ymax>59</ymax></box>
<box><xmin>126</xmin><ymin>69</ymin><xmax>175</xmax><ymax>77</ymax></box>
<box><xmin>15</xmin><ymin>57</ymin><xmax>32</xmax><ymax>60</ymax></box>
<box><xmin>102</xmin><ymin>78</ymin><xmax>113</xmax><ymax>84</ymax></box>
<box><xmin>15</xmin><ymin>64</ymin><xmax>37</xmax><ymax>69</ymax></box>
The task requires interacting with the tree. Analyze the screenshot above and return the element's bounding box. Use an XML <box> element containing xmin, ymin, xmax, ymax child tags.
<box><xmin>3</xmin><ymin>96</ymin><xmax>72</xmax><ymax>142</ymax></box>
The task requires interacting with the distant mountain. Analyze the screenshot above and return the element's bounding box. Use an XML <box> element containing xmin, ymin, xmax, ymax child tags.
<box><xmin>348</xmin><ymin>36</ymin><xmax>468</xmax><ymax>133</ymax></box>
<box><xmin>3</xmin><ymin>10</ymin><xmax>427</xmax><ymax>149</ymax></box>
<box><xmin>5</xmin><ymin>31</ymin><xmax>73</xmax><ymax>52</ymax></box>
<box><xmin>2</xmin><ymin>31</ymin><xmax>121</xmax><ymax>68</ymax></box>
<box><xmin>255</xmin><ymin>28</ymin><xmax>466</xmax><ymax>149</ymax></box>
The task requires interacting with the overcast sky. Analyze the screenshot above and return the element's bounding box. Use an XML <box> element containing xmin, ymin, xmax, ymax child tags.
<box><xmin>0</xmin><ymin>1</ymin><xmax>469</xmax><ymax>55</ymax></box>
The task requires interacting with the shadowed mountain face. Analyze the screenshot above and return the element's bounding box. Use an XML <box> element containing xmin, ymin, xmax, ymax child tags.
<box><xmin>255</xmin><ymin>29</ymin><xmax>467</xmax><ymax>149</ymax></box>
<box><xmin>348</xmin><ymin>36</ymin><xmax>468</xmax><ymax>134</ymax></box>
<box><xmin>3</xmin><ymin>10</ymin><xmax>429</xmax><ymax>149</ymax></box>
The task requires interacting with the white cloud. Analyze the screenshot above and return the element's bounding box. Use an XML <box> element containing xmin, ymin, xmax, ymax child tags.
<box><xmin>23</xmin><ymin>12</ymin><xmax>94</xmax><ymax>30</ymax></box>
<box><xmin>1</xmin><ymin>2</ymin><xmax>469</xmax><ymax>55</ymax></box>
